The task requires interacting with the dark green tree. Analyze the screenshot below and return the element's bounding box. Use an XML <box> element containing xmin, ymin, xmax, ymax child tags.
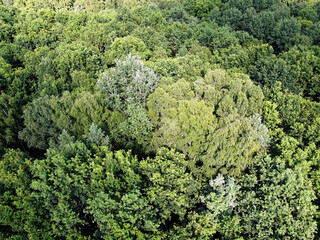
<box><xmin>85</xmin><ymin>147</ymin><xmax>159</xmax><ymax>239</ymax></box>
<box><xmin>19</xmin><ymin>95</ymin><xmax>60</xmax><ymax>150</ymax></box>
<box><xmin>112</xmin><ymin>103</ymin><xmax>153</xmax><ymax>153</ymax></box>
<box><xmin>272</xmin><ymin>18</ymin><xmax>301</xmax><ymax>51</ymax></box>
<box><xmin>31</xmin><ymin>142</ymin><xmax>92</xmax><ymax>238</ymax></box>
<box><xmin>0</xmin><ymin>149</ymin><xmax>52</xmax><ymax>239</ymax></box>
<box><xmin>250</xmin><ymin>55</ymin><xmax>298</xmax><ymax>92</ymax></box>
<box><xmin>0</xmin><ymin>93</ymin><xmax>20</xmax><ymax>153</ymax></box>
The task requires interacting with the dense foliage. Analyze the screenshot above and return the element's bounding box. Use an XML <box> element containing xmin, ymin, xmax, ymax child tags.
<box><xmin>1</xmin><ymin>0</ymin><xmax>320</xmax><ymax>238</ymax></box>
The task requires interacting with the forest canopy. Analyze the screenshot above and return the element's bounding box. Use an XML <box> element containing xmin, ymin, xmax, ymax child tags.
<box><xmin>1</xmin><ymin>0</ymin><xmax>320</xmax><ymax>239</ymax></box>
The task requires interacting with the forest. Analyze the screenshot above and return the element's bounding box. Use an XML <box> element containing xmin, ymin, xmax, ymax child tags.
<box><xmin>1</xmin><ymin>0</ymin><xmax>320</xmax><ymax>239</ymax></box>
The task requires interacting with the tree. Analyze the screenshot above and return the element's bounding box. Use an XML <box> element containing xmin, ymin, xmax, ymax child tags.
<box><xmin>15</xmin><ymin>0</ymin><xmax>75</xmax><ymax>11</ymax></box>
<box><xmin>307</xmin><ymin>21</ymin><xmax>320</xmax><ymax>45</ymax></box>
<box><xmin>97</xmin><ymin>54</ymin><xmax>158</xmax><ymax>112</ymax></box>
<box><xmin>237</xmin><ymin>154</ymin><xmax>317</xmax><ymax>239</ymax></box>
<box><xmin>19</xmin><ymin>91</ymin><xmax>114</xmax><ymax>150</ymax></box>
<box><xmin>165</xmin><ymin>6</ymin><xmax>197</xmax><ymax>24</ymax></box>
<box><xmin>83</xmin><ymin>123</ymin><xmax>110</xmax><ymax>148</ymax></box>
<box><xmin>202</xmin><ymin>174</ymin><xmax>241</xmax><ymax>239</ymax></box>
<box><xmin>148</xmin><ymin>70</ymin><xmax>266</xmax><ymax>179</ymax></box>
<box><xmin>272</xmin><ymin>18</ymin><xmax>301</xmax><ymax>51</ymax></box>
<box><xmin>280</xmin><ymin>46</ymin><xmax>320</xmax><ymax>101</ymax></box>
<box><xmin>53</xmin><ymin>41</ymin><xmax>104</xmax><ymax>83</ymax></box>
<box><xmin>85</xmin><ymin>147</ymin><xmax>159</xmax><ymax>239</ymax></box>
<box><xmin>248</xmin><ymin>10</ymin><xmax>276</xmax><ymax>42</ymax></box>
<box><xmin>31</xmin><ymin>140</ymin><xmax>157</xmax><ymax>238</ymax></box>
<box><xmin>223</xmin><ymin>0</ymin><xmax>253</xmax><ymax>13</ymax></box>
<box><xmin>150</xmin><ymin>98</ymin><xmax>216</xmax><ymax>163</ymax></box>
<box><xmin>132</xmin><ymin>26</ymin><xmax>168</xmax><ymax>53</ymax></box>
<box><xmin>113</xmin><ymin>103</ymin><xmax>153</xmax><ymax>153</ymax></box>
<box><xmin>250</xmin><ymin>55</ymin><xmax>298</xmax><ymax>93</ymax></box>
<box><xmin>108</xmin><ymin>36</ymin><xmax>151</xmax><ymax>62</ymax></box>
<box><xmin>198</xmin><ymin>26</ymin><xmax>239</xmax><ymax>52</ymax></box>
<box><xmin>31</xmin><ymin>142</ymin><xmax>93</xmax><ymax>238</ymax></box>
<box><xmin>184</xmin><ymin>0</ymin><xmax>221</xmax><ymax>19</ymax></box>
<box><xmin>0</xmin><ymin>56</ymin><xmax>12</xmax><ymax>92</ymax></box>
<box><xmin>219</xmin><ymin>7</ymin><xmax>243</xmax><ymax>30</ymax></box>
<box><xmin>13</xmin><ymin>9</ymin><xmax>58</xmax><ymax>50</ymax></box>
<box><xmin>199</xmin><ymin>112</ymin><xmax>267</xmax><ymax>178</ymax></box>
<box><xmin>265</xmin><ymin>82</ymin><xmax>320</xmax><ymax>147</ymax></box>
<box><xmin>0</xmin><ymin>93</ymin><xmax>20</xmax><ymax>153</ymax></box>
<box><xmin>19</xmin><ymin>95</ymin><xmax>60</xmax><ymax>150</ymax></box>
<box><xmin>52</xmin><ymin>91</ymin><xmax>112</xmax><ymax>139</ymax></box>
<box><xmin>164</xmin><ymin>22</ymin><xmax>192</xmax><ymax>56</ymax></box>
<box><xmin>140</xmin><ymin>148</ymin><xmax>201</xmax><ymax>223</ymax></box>
<box><xmin>252</xmin><ymin>0</ymin><xmax>282</xmax><ymax>12</ymax></box>
<box><xmin>0</xmin><ymin>149</ymin><xmax>52</xmax><ymax>239</ymax></box>
<box><xmin>151</xmin><ymin>54</ymin><xmax>208</xmax><ymax>82</ymax></box>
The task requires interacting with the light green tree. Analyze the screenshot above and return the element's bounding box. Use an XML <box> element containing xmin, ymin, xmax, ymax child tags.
<box><xmin>148</xmin><ymin>69</ymin><xmax>266</xmax><ymax>179</ymax></box>
<box><xmin>237</xmin><ymin>154</ymin><xmax>317</xmax><ymax>240</ymax></box>
<box><xmin>184</xmin><ymin>0</ymin><xmax>221</xmax><ymax>18</ymax></box>
<box><xmin>140</xmin><ymin>148</ymin><xmax>201</xmax><ymax>223</ymax></box>
<box><xmin>108</xmin><ymin>36</ymin><xmax>151</xmax><ymax>62</ymax></box>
